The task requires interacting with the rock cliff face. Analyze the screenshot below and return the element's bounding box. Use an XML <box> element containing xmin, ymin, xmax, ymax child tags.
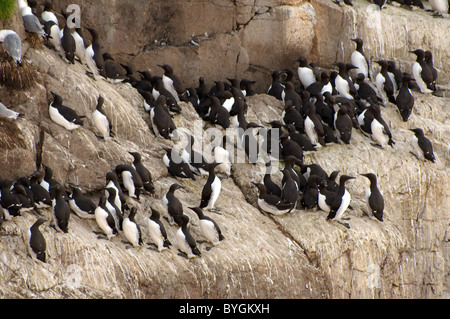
<box><xmin>0</xmin><ymin>0</ymin><xmax>449</xmax><ymax>299</ymax></box>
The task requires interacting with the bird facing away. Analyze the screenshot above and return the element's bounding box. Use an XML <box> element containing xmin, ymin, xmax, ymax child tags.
<box><xmin>28</xmin><ymin>218</ymin><xmax>47</xmax><ymax>262</ymax></box>
<box><xmin>410</xmin><ymin>128</ymin><xmax>436</xmax><ymax>163</ymax></box>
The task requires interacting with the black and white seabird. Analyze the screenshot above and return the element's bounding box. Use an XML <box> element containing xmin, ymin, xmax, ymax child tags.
<box><xmin>214</xmin><ymin>135</ymin><xmax>232</xmax><ymax>178</ymax></box>
<box><xmin>375</xmin><ymin>60</ymin><xmax>396</xmax><ymax>106</ymax></box>
<box><xmin>150</xmin><ymin>95</ymin><xmax>177</xmax><ymax>140</ymax></box>
<box><xmin>213</xmin><ymin>81</ymin><xmax>234</xmax><ymax>113</ymax></box>
<box><xmin>326</xmin><ymin>175</ymin><xmax>355</xmax><ymax>228</ymax></box>
<box><xmin>284</xmin><ymin>123</ymin><xmax>316</xmax><ymax>153</ymax></box>
<box><xmin>206</xmin><ymin>96</ymin><xmax>231</xmax><ymax>130</ymax></box>
<box><xmin>43</xmin><ymin>20</ymin><xmax>61</xmax><ymax>52</ymax></box>
<box><xmin>304</xmin><ymin>102</ymin><xmax>326</xmax><ymax>148</ymax></box>
<box><xmin>147</xmin><ymin>206</ymin><xmax>171</xmax><ymax>252</ymax></box>
<box><xmin>357</xmin><ymin>104</ymin><xmax>395</xmax><ymax>148</ymax></box>
<box><xmin>360</xmin><ymin>173</ymin><xmax>384</xmax><ymax>222</ymax></box>
<box><xmin>12</xmin><ymin>180</ymin><xmax>34</xmax><ymax>213</ymax></box>
<box><xmin>181</xmin><ymin>133</ymin><xmax>211</xmax><ymax>177</ymax></box>
<box><xmin>200</xmin><ymin>163</ymin><xmax>222</xmax><ymax>211</ymax></box>
<box><xmin>281</xmin><ymin>100</ymin><xmax>304</xmax><ymax>134</ymax></box>
<box><xmin>306</xmin><ymin>71</ymin><xmax>332</xmax><ymax>96</ymax></box>
<box><xmin>27</xmin><ymin>218</ymin><xmax>47</xmax><ymax>262</ymax></box>
<box><xmin>115</xmin><ymin>164</ymin><xmax>144</xmax><ymax>199</ymax></box>
<box><xmin>350</xmin><ymin>38</ymin><xmax>370</xmax><ymax>80</ymax></box>
<box><xmin>428</xmin><ymin>0</ymin><xmax>449</xmax><ymax>17</ymax></box>
<box><xmin>41</xmin><ymin>1</ymin><xmax>58</xmax><ymax>26</ymax></box>
<box><xmin>333</xmin><ymin>62</ymin><xmax>357</xmax><ymax>100</ymax></box>
<box><xmin>295</xmin><ymin>57</ymin><xmax>316</xmax><ymax>89</ymax></box>
<box><xmin>355</xmin><ymin>74</ymin><xmax>380</xmax><ymax>106</ymax></box>
<box><xmin>68</xmin><ymin>186</ymin><xmax>96</xmax><ymax>219</ymax></box>
<box><xmin>281</xmin><ymin>168</ymin><xmax>299</xmax><ymax>210</ymax></box>
<box><xmin>424</xmin><ymin>51</ymin><xmax>438</xmax><ymax>91</ymax></box>
<box><xmin>73</xmin><ymin>27</ymin><xmax>88</xmax><ymax>63</ymax></box>
<box><xmin>41</xmin><ymin>164</ymin><xmax>68</xmax><ymax>200</ymax></box>
<box><xmin>373</xmin><ymin>0</ymin><xmax>387</xmax><ymax>9</ymax></box>
<box><xmin>284</xmin><ymin>155</ymin><xmax>306</xmax><ymax>193</ymax></box>
<box><xmin>253</xmin><ymin>182</ymin><xmax>293</xmax><ymax>215</ymax></box>
<box><xmin>0</xmin><ymin>30</ymin><xmax>22</xmax><ymax>65</ymax></box>
<box><xmin>123</xmin><ymin>207</ymin><xmax>143</xmax><ymax>248</ymax></box>
<box><xmin>92</xmin><ymin>95</ymin><xmax>113</xmax><ymax>140</ymax></box>
<box><xmin>263</xmin><ymin>162</ymin><xmax>282</xmax><ymax>197</ymax></box>
<box><xmin>395</xmin><ymin>73</ymin><xmax>415</xmax><ymax>122</ymax></box>
<box><xmin>102</xmin><ymin>52</ymin><xmax>127</xmax><ymax>82</ymax></box>
<box><xmin>85</xmin><ymin>27</ymin><xmax>106</xmax><ymax>79</ymax></box>
<box><xmin>409</xmin><ymin>49</ymin><xmax>434</xmax><ymax>94</ymax></box>
<box><xmin>163</xmin><ymin>147</ymin><xmax>196</xmax><ymax>181</ymax></box>
<box><xmin>196</xmin><ymin>76</ymin><xmax>210</xmax><ymax>100</ymax></box>
<box><xmin>129</xmin><ymin>152</ymin><xmax>155</xmax><ymax>194</ymax></box>
<box><xmin>267</xmin><ymin>69</ymin><xmax>286</xmax><ymax>100</ymax></box>
<box><xmin>49</xmin><ymin>92</ymin><xmax>84</xmax><ymax>131</ymax></box>
<box><xmin>281</xmin><ymin>81</ymin><xmax>302</xmax><ymax>111</ymax></box>
<box><xmin>410</xmin><ymin>128</ymin><xmax>436</xmax><ymax>163</ymax></box>
<box><xmin>163</xmin><ymin>183</ymin><xmax>185</xmax><ymax>225</ymax></box>
<box><xmin>280</xmin><ymin>131</ymin><xmax>304</xmax><ymax>163</ymax></box>
<box><xmin>104</xmin><ymin>187</ymin><xmax>123</xmax><ymax>230</ymax></box>
<box><xmin>158</xmin><ymin>64</ymin><xmax>187</xmax><ymax>102</ymax></box>
<box><xmin>1</xmin><ymin>179</ymin><xmax>22</xmax><ymax>220</ymax></box>
<box><xmin>301</xmin><ymin>163</ymin><xmax>328</xmax><ymax>182</ymax></box>
<box><xmin>151</xmin><ymin>76</ymin><xmax>181</xmax><ymax>114</ymax></box>
<box><xmin>326</xmin><ymin>170</ymin><xmax>340</xmax><ymax>193</ymax></box>
<box><xmin>313</xmin><ymin>93</ymin><xmax>335</xmax><ymax>129</ymax></box>
<box><xmin>174</xmin><ymin>214</ymin><xmax>201</xmax><ymax>259</ymax></box>
<box><xmin>51</xmin><ymin>184</ymin><xmax>71</xmax><ymax>233</ymax></box>
<box><xmin>29</xmin><ymin>170</ymin><xmax>52</xmax><ymax>209</ymax></box>
<box><xmin>301</xmin><ymin>175</ymin><xmax>322</xmax><ymax>210</ymax></box>
<box><xmin>60</xmin><ymin>12</ymin><xmax>76</xmax><ymax>64</ymax></box>
<box><xmin>240</xmin><ymin>78</ymin><xmax>256</xmax><ymax>97</ymax></box>
<box><xmin>94</xmin><ymin>195</ymin><xmax>118</xmax><ymax>240</ymax></box>
<box><xmin>190</xmin><ymin>206</ymin><xmax>225</xmax><ymax>246</ymax></box>
<box><xmin>105</xmin><ymin>171</ymin><xmax>125</xmax><ymax>212</ymax></box>
<box><xmin>334</xmin><ymin>104</ymin><xmax>353</xmax><ymax>144</ymax></box>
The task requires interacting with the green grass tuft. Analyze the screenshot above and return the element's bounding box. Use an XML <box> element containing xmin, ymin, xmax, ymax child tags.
<box><xmin>0</xmin><ymin>0</ymin><xmax>16</xmax><ymax>21</ymax></box>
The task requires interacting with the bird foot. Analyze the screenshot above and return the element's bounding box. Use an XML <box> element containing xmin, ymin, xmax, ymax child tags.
<box><xmin>177</xmin><ymin>251</ymin><xmax>189</xmax><ymax>259</ymax></box>
<box><xmin>337</xmin><ymin>221</ymin><xmax>351</xmax><ymax>229</ymax></box>
<box><xmin>341</xmin><ymin>217</ymin><xmax>351</xmax><ymax>221</ymax></box>
<box><xmin>205</xmin><ymin>246</ymin><xmax>213</xmax><ymax>252</ymax></box>
<box><xmin>409</xmin><ymin>151</ymin><xmax>420</xmax><ymax>160</ymax></box>
<box><xmin>370</xmin><ymin>143</ymin><xmax>383</xmax><ymax>149</ymax></box>
<box><xmin>209</xmin><ymin>208</ymin><xmax>223</xmax><ymax>215</ymax></box>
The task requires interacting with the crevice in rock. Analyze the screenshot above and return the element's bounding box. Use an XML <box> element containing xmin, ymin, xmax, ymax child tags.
<box><xmin>232</xmin><ymin>1</ymin><xmax>273</xmax><ymax>32</ymax></box>
<box><xmin>35</xmin><ymin>127</ymin><xmax>45</xmax><ymax>170</ymax></box>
